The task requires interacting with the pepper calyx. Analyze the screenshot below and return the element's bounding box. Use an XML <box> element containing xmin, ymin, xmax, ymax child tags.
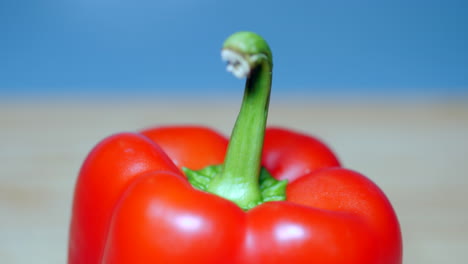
<box><xmin>183</xmin><ymin>165</ymin><xmax>287</xmax><ymax>210</ymax></box>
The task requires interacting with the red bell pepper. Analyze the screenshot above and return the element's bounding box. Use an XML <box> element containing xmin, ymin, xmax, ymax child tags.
<box><xmin>69</xmin><ymin>32</ymin><xmax>402</xmax><ymax>264</ymax></box>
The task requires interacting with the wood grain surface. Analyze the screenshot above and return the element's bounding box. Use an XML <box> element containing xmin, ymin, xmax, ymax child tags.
<box><xmin>1</xmin><ymin>97</ymin><xmax>467</xmax><ymax>263</ymax></box>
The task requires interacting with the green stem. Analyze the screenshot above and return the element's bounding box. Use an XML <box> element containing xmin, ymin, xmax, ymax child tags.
<box><xmin>206</xmin><ymin>32</ymin><xmax>273</xmax><ymax>210</ymax></box>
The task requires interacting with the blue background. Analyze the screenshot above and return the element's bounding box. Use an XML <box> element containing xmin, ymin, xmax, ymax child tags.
<box><xmin>1</xmin><ymin>0</ymin><xmax>467</xmax><ymax>99</ymax></box>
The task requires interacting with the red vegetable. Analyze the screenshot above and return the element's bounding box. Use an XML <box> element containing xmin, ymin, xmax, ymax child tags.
<box><xmin>68</xmin><ymin>32</ymin><xmax>402</xmax><ymax>264</ymax></box>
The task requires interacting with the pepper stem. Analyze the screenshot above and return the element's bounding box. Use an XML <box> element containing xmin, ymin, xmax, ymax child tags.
<box><xmin>206</xmin><ymin>32</ymin><xmax>273</xmax><ymax>210</ymax></box>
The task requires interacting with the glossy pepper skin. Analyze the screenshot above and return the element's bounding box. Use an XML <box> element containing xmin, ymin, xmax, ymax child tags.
<box><xmin>68</xmin><ymin>126</ymin><xmax>401</xmax><ymax>264</ymax></box>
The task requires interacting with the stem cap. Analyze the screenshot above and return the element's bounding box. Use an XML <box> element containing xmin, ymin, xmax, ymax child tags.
<box><xmin>221</xmin><ymin>31</ymin><xmax>272</xmax><ymax>78</ymax></box>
